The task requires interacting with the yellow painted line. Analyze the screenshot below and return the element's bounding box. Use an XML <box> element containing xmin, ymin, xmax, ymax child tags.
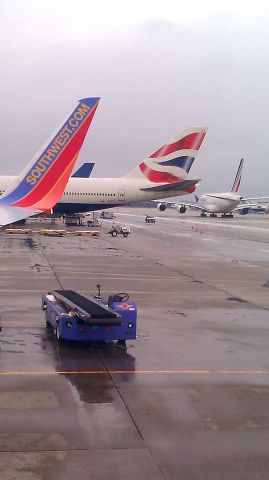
<box><xmin>0</xmin><ymin>369</ymin><xmax>269</xmax><ymax>376</ymax></box>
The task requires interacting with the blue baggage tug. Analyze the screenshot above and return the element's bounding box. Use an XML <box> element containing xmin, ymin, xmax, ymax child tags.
<box><xmin>42</xmin><ymin>288</ymin><xmax>137</xmax><ymax>344</ymax></box>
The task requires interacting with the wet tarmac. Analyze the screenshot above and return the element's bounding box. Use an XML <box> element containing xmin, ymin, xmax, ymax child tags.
<box><xmin>1</xmin><ymin>209</ymin><xmax>269</xmax><ymax>479</ymax></box>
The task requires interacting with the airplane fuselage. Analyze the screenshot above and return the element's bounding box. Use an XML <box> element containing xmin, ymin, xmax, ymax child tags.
<box><xmin>199</xmin><ymin>192</ymin><xmax>242</xmax><ymax>214</ymax></box>
<box><xmin>0</xmin><ymin>176</ymin><xmax>193</xmax><ymax>214</ymax></box>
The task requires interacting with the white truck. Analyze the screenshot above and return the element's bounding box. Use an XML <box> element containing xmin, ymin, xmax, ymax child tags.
<box><xmin>100</xmin><ymin>210</ymin><xmax>115</xmax><ymax>219</ymax></box>
<box><xmin>65</xmin><ymin>214</ymin><xmax>101</xmax><ymax>227</ymax></box>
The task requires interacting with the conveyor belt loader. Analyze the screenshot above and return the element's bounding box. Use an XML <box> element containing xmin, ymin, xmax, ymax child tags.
<box><xmin>42</xmin><ymin>288</ymin><xmax>137</xmax><ymax>344</ymax></box>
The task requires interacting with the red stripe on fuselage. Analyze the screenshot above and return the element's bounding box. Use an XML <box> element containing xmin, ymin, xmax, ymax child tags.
<box><xmin>150</xmin><ymin>132</ymin><xmax>206</xmax><ymax>159</ymax></box>
<box><xmin>12</xmin><ymin>106</ymin><xmax>97</xmax><ymax>208</ymax></box>
<box><xmin>139</xmin><ymin>162</ymin><xmax>183</xmax><ymax>183</ymax></box>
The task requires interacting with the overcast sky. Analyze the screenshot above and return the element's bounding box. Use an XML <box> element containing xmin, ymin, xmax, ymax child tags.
<box><xmin>0</xmin><ymin>0</ymin><xmax>269</xmax><ymax>197</ymax></box>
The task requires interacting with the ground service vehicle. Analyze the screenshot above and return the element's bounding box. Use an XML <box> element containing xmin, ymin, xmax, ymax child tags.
<box><xmin>100</xmin><ymin>210</ymin><xmax>115</xmax><ymax>219</ymax></box>
<box><xmin>42</xmin><ymin>288</ymin><xmax>137</xmax><ymax>344</ymax></box>
<box><xmin>108</xmin><ymin>225</ymin><xmax>130</xmax><ymax>237</ymax></box>
<box><xmin>145</xmin><ymin>215</ymin><xmax>156</xmax><ymax>223</ymax></box>
<box><xmin>65</xmin><ymin>213</ymin><xmax>101</xmax><ymax>227</ymax></box>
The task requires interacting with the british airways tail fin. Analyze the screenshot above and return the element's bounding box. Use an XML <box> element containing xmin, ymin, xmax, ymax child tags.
<box><xmin>231</xmin><ymin>158</ymin><xmax>244</xmax><ymax>192</ymax></box>
<box><xmin>125</xmin><ymin>127</ymin><xmax>207</xmax><ymax>183</ymax></box>
<box><xmin>0</xmin><ymin>97</ymin><xmax>100</xmax><ymax>226</ymax></box>
<box><xmin>72</xmin><ymin>162</ymin><xmax>95</xmax><ymax>178</ymax></box>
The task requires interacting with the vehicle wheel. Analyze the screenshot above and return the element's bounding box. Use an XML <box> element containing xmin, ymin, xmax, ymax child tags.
<box><xmin>123</xmin><ymin>233</ymin><xmax>128</xmax><ymax>237</ymax></box>
<box><xmin>45</xmin><ymin>311</ymin><xmax>51</xmax><ymax>328</ymax></box>
<box><xmin>111</xmin><ymin>230</ymin><xmax>117</xmax><ymax>237</ymax></box>
<box><xmin>55</xmin><ymin>323</ymin><xmax>63</xmax><ymax>343</ymax></box>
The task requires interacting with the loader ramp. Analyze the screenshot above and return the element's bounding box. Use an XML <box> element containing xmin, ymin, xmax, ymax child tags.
<box><xmin>51</xmin><ymin>290</ymin><xmax>121</xmax><ymax>325</ymax></box>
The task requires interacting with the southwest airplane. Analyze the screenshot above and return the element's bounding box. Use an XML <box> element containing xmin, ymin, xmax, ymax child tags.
<box><xmin>0</xmin><ymin>98</ymin><xmax>99</xmax><ymax>226</ymax></box>
<box><xmin>0</xmin><ymin>125</ymin><xmax>208</xmax><ymax>214</ymax></box>
<box><xmin>174</xmin><ymin>158</ymin><xmax>247</xmax><ymax>217</ymax></box>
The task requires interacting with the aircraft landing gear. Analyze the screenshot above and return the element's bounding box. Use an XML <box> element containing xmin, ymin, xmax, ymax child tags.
<box><xmin>201</xmin><ymin>212</ymin><xmax>207</xmax><ymax>217</ymax></box>
<box><xmin>210</xmin><ymin>213</ymin><xmax>217</xmax><ymax>217</ymax></box>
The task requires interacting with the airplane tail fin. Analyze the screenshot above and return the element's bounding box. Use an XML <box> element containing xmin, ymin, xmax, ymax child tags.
<box><xmin>72</xmin><ymin>162</ymin><xmax>95</xmax><ymax>178</ymax></box>
<box><xmin>125</xmin><ymin>127</ymin><xmax>207</xmax><ymax>183</ymax></box>
<box><xmin>231</xmin><ymin>158</ymin><xmax>244</xmax><ymax>192</ymax></box>
<box><xmin>0</xmin><ymin>98</ymin><xmax>100</xmax><ymax>210</ymax></box>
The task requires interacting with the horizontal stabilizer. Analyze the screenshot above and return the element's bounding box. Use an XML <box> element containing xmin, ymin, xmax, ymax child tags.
<box><xmin>0</xmin><ymin>206</ymin><xmax>41</xmax><ymax>227</ymax></box>
<box><xmin>140</xmin><ymin>179</ymin><xmax>200</xmax><ymax>192</ymax></box>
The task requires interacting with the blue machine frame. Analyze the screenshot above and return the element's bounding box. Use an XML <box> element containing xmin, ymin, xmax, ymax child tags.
<box><xmin>42</xmin><ymin>291</ymin><xmax>137</xmax><ymax>343</ymax></box>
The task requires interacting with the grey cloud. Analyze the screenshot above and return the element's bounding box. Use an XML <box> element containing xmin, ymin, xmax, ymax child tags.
<box><xmin>0</xmin><ymin>13</ymin><xmax>269</xmax><ymax>196</ymax></box>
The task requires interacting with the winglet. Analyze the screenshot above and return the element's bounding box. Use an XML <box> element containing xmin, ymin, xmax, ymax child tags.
<box><xmin>0</xmin><ymin>97</ymin><xmax>100</xmax><ymax>211</ymax></box>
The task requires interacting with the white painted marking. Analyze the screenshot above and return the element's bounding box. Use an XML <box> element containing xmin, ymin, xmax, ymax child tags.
<box><xmin>116</xmin><ymin>212</ymin><xmax>269</xmax><ymax>233</ymax></box>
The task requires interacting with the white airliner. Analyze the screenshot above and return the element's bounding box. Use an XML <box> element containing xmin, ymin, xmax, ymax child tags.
<box><xmin>0</xmin><ymin>98</ymin><xmax>99</xmax><ymax>226</ymax></box>
<box><xmin>174</xmin><ymin>158</ymin><xmax>249</xmax><ymax>218</ymax></box>
<box><xmin>0</xmin><ymin>126</ymin><xmax>208</xmax><ymax>215</ymax></box>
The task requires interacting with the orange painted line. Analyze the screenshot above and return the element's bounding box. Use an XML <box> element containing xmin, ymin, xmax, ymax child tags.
<box><xmin>2</xmin><ymin>322</ymin><xmax>41</xmax><ymax>326</ymax></box>
<box><xmin>0</xmin><ymin>369</ymin><xmax>269</xmax><ymax>376</ymax></box>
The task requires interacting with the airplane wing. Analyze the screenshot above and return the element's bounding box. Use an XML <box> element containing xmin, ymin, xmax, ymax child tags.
<box><xmin>233</xmin><ymin>203</ymin><xmax>269</xmax><ymax>212</ymax></box>
<box><xmin>140</xmin><ymin>179</ymin><xmax>200</xmax><ymax>192</ymax></box>
<box><xmin>0</xmin><ymin>97</ymin><xmax>100</xmax><ymax>227</ymax></box>
<box><xmin>175</xmin><ymin>202</ymin><xmax>208</xmax><ymax>212</ymax></box>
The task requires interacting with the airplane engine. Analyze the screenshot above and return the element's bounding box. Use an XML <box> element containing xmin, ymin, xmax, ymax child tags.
<box><xmin>177</xmin><ymin>205</ymin><xmax>186</xmax><ymax>214</ymax></box>
<box><xmin>239</xmin><ymin>207</ymin><xmax>249</xmax><ymax>215</ymax></box>
<box><xmin>157</xmin><ymin>202</ymin><xmax>167</xmax><ymax>212</ymax></box>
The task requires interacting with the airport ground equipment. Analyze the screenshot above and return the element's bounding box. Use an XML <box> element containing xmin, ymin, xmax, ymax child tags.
<box><xmin>42</xmin><ymin>287</ymin><xmax>137</xmax><ymax>343</ymax></box>
<box><xmin>65</xmin><ymin>213</ymin><xmax>101</xmax><ymax>227</ymax></box>
<box><xmin>145</xmin><ymin>215</ymin><xmax>156</xmax><ymax>223</ymax></box>
<box><xmin>100</xmin><ymin>210</ymin><xmax>115</xmax><ymax>219</ymax></box>
<box><xmin>108</xmin><ymin>225</ymin><xmax>130</xmax><ymax>237</ymax></box>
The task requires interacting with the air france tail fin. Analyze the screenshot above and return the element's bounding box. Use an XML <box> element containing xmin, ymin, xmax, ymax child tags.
<box><xmin>125</xmin><ymin>127</ymin><xmax>207</xmax><ymax>183</ymax></box>
<box><xmin>231</xmin><ymin>158</ymin><xmax>244</xmax><ymax>192</ymax></box>
<box><xmin>72</xmin><ymin>162</ymin><xmax>95</xmax><ymax>178</ymax></box>
<box><xmin>0</xmin><ymin>97</ymin><xmax>100</xmax><ymax>226</ymax></box>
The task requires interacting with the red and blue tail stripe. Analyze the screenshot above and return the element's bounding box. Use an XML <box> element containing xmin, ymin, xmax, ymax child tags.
<box><xmin>138</xmin><ymin>128</ymin><xmax>207</xmax><ymax>183</ymax></box>
<box><xmin>149</xmin><ymin>131</ymin><xmax>206</xmax><ymax>159</ymax></box>
<box><xmin>156</xmin><ymin>155</ymin><xmax>195</xmax><ymax>171</ymax></box>
<box><xmin>0</xmin><ymin>97</ymin><xmax>99</xmax><ymax>210</ymax></box>
<box><xmin>231</xmin><ymin>158</ymin><xmax>244</xmax><ymax>193</ymax></box>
